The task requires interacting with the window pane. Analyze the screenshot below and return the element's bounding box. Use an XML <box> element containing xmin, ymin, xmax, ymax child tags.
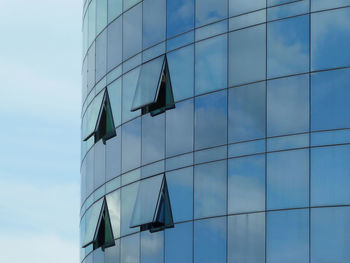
<box><xmin>107</xmin><ymin>78</ymin><xmax>122</xmax><ymax>127</ymax></box>
<box><xmin>141</xmin><ymin>231</ymin><xmax>164</xmax><ymax>263</ymax></box>
<box><xmin>84</xmin><ymin>91</ymin><xmax>105</xmax><ymax>139</ymax></box>
<box><xmin>107</xmin><ymin>17</ymin><xmax>122</xmax><ymax>72</ymax></box>
<box><xmin>108</xmin><ymin>0</ymin><xmax>122</xmax><ymax>23</ymax></box>
<box><xmin>106</xmin><ymin>128</ymin><xmax>121</xmax><ymax>180</ymax></box>
<box><xmin>229</xmin><ymin>24</ymin><xmax>266</xmax><ymax>87</ymax></box>
<box><xmin>311</xmin><ymin>68</ymin><xmax>350</xmax><ymax>131</ymax></box>
<box><xmin>229</xmin><ymin>0</ymin><xmax>266</xmax><ymax>16</ymax></box>
<box><xmin>195</xmin><ymin>0</ymin><xmax>227</xmax><ymax>27</ymax></box>
<box><xmin>228</xmin><ymin>82</ymin><xmax>266</xmax><ymax>143</ymax></box>
<box><xmin>311</xmin><ymin>207</ymin><xmax>350</xmax><ymax>263</ymax></box>
<box><xmin>130</xmin><ymin>175</ymin><xmax>163</xmax><ymax>227</ymax></box>
<box><xmin>83</xmin><ymin>199</ymin><xmax>103</xmax><ymax>247</ymax></box>
<box><xmin>268</xmin><ymin>0</ymin><xmax>309</xmax><ymax>21</ymax></box>
<box><xmin>96</xmin><ymin>29</ymin><xmax>107</xmax><ymax>82</ymax></box>
<box><xmin>121</xmin><ymin>118</ymin><xmax>141</xmax><ymax>173</ymax></box>
<box><xmin>228</xmin><ymin>213</ymin><xmax>265</xmax><ymax>263</ymax></box>
<box><xmin>167</xmin><ymin>0</ymin><xmax>194</xmax><ymax>38</ymax></box>
<box><xmin>267</xmin><ymin>209</ymin><xmax>309</xmax><ymax>263</ymax></box>
<box><xmin>228</xmin><ymin>154</ymin><xmax>265</xmax><ymax>214</ymax></box>
<box><xmin>142</xmin><ymin>113</ymin><xmax>165</xmax><ymax>165</ymax></box>
<box><xmin>121</xmin><ymin>182</ymin><xmax>139</xmax><ymax>236</ymax></box>
<box><xmin>166</xmin><ymin>167</ymin><xmax>193</xmax><ymax>222</ymax></box>
<box><xmin>167</xmin><ymin>45</ymin><xmax>194</xmax><ymax>102</ymax></box>
<box><xmin>311</xmin><ymin>145</ymin><xmax>350</xmax><ymax>206</ymax></box>
<box><xmin>267</xmin><ymin>74</ymin><xmax>309</xmax><ymax>137</ymax></box>
<box><xmin>88</xmin><ymin>0</ymin><xmax>96</xmax><ymax>46</ymax></box>
<box><xmin>194</xmin><ymin>160</ymin><xmax>227</xmax><ymax>218</ymax></box>
<box><xmin>311</xmin><ymin>8</ymin><xmax>350</xmax><ymax>71</ymax></box>
<box><xmin>143</xmin><ymin>0</ymin><xmax>166</xmax><ymax>49</ymax></box>
<box><xmin>96</xmin><ymin>0</ymin><xmax>107</xmax><ymax>34</ymax></box>
<box><xmin>122</xmin><ymin>67</ymin><xmax>141</xmax><ymax>123</ymax></box>
<box><xmin>166</xmin><ymin>99</ymin><xmax>194</xmax><ymax>157</ymax></box>
<box><xmin>105</xmin><ymin>239</ymin><xmax>120</xmax><ymax>263</ymax></box>
<box><xmin>311</xmin><ymin>0</ymin><xmax>349</xmax><ymax>11</ymax></box>
<box><xmin>195</xmin><ymin>90</ymin><xmax>227</xmax><ymax>150</ymax></box>
<box><xmin>268</xmin><ymin>15</ymin><xmax>309</xmax><ymax>78</ymax></box>
<box><xmin>165</xmin><ymin>222</ymin><xmax>193</xmax><ymax>263</ymax></box>
<box><xmin>94</xmin><ymin>140</ymin><xmax>106</xmax><ymax>188</ymax></box>
<box><xmin>87</xmin><ymin>43</ymin><xmax>96</xmax><ymax>92</ymax></box>
<box><xmin>123</xmin><ymin>4</ymin><xmax>142</xmax><ymax>60</ymax></box>
<box><xmin>194</xmin><ymin>217</ymin><xmax>226</xmax><ymax>263</ymax></box>
<box><xmin>267</xmin><ymin>149</ymin><xmax>309</xmax><ymax>210</ymax></box>
<box><xmin>195</xmin><ymin>34</ymin><xmax>227</xmax><ymax>95</ymax></box>
<box><xmin>106</xmin><ymin>189</ymin><xmax>121</xmax><ymax>239</ymax></box>
<box><xmin>121</xmin><ymin>233</ymin><xmax>140</xmax><ymax>263</ymax></box>
<box><xmin>123</xmin><ymin>0</ymin><xmax>141</xmax><ymax>11</ymax></box>
<box><xmin>132</xmin><ymin>56</ymin><xmax>164</xmax><ymax>111</ymax></box>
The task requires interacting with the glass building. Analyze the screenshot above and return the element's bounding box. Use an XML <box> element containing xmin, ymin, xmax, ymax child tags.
<box><xmin>80</xmin><ymin>0</ymin><xmax>350</xmax><ymax>262</ymax></box>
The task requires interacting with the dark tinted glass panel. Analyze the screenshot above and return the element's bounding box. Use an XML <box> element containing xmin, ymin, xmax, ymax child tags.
<box><xmin>267</xmin><ymin>149</ymin><xmax>309</xmax><ymax>210</ymax></box>
<box><xmin>195</xmin><ymin>34</ymin><xmax>227</xmax><ymax>95</ymax></box>
<box><xmin>107</xmin><ymin>17</ymin><xmax>122</xmax><ymax>72</ymax></box>
<box><xmin>311</xmin><ymin>145</ymin><xmax>350</xmax><ymax>206</ymax></box>
<box><xmin>142</xmin><ymin>113</ymin><xmax>165</xmax><ymax>165</ymax></box>
<box><xmin>166</xmin><ymin>99</ymin><xmax>194</xmax><ymax>157</ymax></box>
<box><xmin>121</xmin><ymin>118</ymin><xmax>141</xmax><ymax>173</ymax></box>
<box><xmin>167</xmin><ymin>45</ymin><xmax>194</xmax><ymax>102</ymax></box>
<box><xmin>229</xmin><ymin>24</ymin><xmax>266</xmax><ymax>87</ymax></box>
<box><xmin>195</xmin><ymin>0</ymin><xmax>227</xmax><ymax>27</ymax></box>
<box><xmin>267</xmin><ymin>209</ymin><xmax>309</xmax><ymax>263</ymax></box>
<box><xmin>268</xmin><ymin>15</ymin><xmax>309</xmax><ymax>78</ymax></box>
<box><xmin>228</xmin><ymin>213</ymin><xmax>265</xmax><ymax>263</ymax></box>
<box><xmin>121</xmin><ymin>233</ymin><xmax>140</xmax><ymax>263</ymax></box>
<box><xmin>194</xmin><ymin>217</ymin><xmax>226</xmax><ymax>263</ymax></box>
<box><xmin>96</xmin><ymin>29</ymin><xmax>107</xmax><ymax>82</ymax></box>
<box><xmin>167</xmin><ymin>0</ymin><xmax>194</xmax><ymax>38</ymax></box>
<box><xmin>311</xmin><ymin>207</ymin><xmax>350</xmax><ymax>263</ymax></box>
<box><xmin>195</xmin><ymin>90</ymin><xmax>227</xmax><ymax>150</ymax></box>
<box><xmin>267</xmin><ymin>74</ymin><xmax>309</xmax><ymax>137</ymax></box>
<box><xmin>311</xmin><ymin>68</ymin><xmax>350</xmax><ymax>131</ymax></box>
<box><xmin>228</xmin><ymin>82</ymin><xmax>266</xmax><ymax>143</ymax></box>
<box><xmin>143</xmin><ymin>0</ymin><xmax>166</xmax><ymax>49</ymax></box>
<box><xmin>311</xmin><ymin>8</ymin><xmax>350</xmax><ymax>70</ymax></box>
<box><xmin>229</xmin><ymin>0</ymin><xmax>266</xmax><ymax>16</ymax></box>
<box><xmin>165</xmin><ymin>222</ymin><xmax>193</xmax><ymax>263</ymax></box>
<box><xmin>166</xmin><ymin>167</ymin><xmax>193</xmax><ymax>222</ymax></box>
<box><xmin>194</xmin><ymin>160</ymin><xmax>227</xmax><ymax>218</ymax></box>
<box><xmin>228</xmin><ymin>154</ymin><xmax>265</xmax><ymax>213</ymax></box>
<box><xmin>123</xmin><ymin>4</ymin><xmax>142</xmax><ymax>60</ymax></box>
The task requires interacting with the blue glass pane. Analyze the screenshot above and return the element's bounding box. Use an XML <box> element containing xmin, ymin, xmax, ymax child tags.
<box><xmin>123</xmin><ymin>0</ymin><xmax>141</xmax><ymax>11</ymax></box>
<box><xmin>122</xmin><ymin>67</ymin><xmax>141</xmax><ymax>123</ymax></box>
<box><xmin>121</xmin><ymin>182</ymin><xmax>139</xmax><ymax>236</ymax></box>
<box><xmin>195</xmin><ymin>90</ymin><xmax>227</xmax><ymax>150</ymax></box>
<box><xmin>105</xmin><ymin>239</ymin><xmax>120</xmax><ymax>263</ymax></box>
<box><xmin>311</xmin><ymin>145</ymin><xmax>350</xmax><ymax>206</ymax></box>
<box><xmin>228</xmin><ymin>154</ymin><xmax>265</xmax><ymax>214</ymax></box>
<box><xmin>194</xmin><ymin>160</ymin><xmax>227</xmax><ymax>218</ymax></box>
<box><xmin>195</xmin><ymin>34</ymin><xmax>227</xmax><ymax>95</ymax></box>
<box><xmin>229</xmin><ymin>0</ymin><xmax>266</xmax><ymax>16</ymax></box>
<box><xmin>194</xmin><ymin>217</ymin><xmax>226</xmax><ymax>263</ymax></box>
<box><xmin>107</xmin><ymin>17</ymin><xmax>122</xmax><ymax>72</ymax></box>
<box><xmin>121</xmin><ymin>233</ymin><xmax>140</xmax><ymax>263</ymax></box>
<box><xmin>311</xmin><ymin>0</ymin><xmax>349</xmax><ymax>11</ymax></box>
<box><xmin>107</xmin><ymin>78</ymin><xmax>122</xmax><ymax>127</ymax></box>
<box><xmin>106</xmin><ymin>190</ymin><xmax>121</xmax><ymax>238</ymax></box>
<box><xmin>143</xmin><ymin>0</ymin><xmax>166</xmax><ymax>49</ymax></box>
<box><xmin>311</xmin><ymin>68</ymin><xmax>350</xmax><ymax>131</ymax></box>
<box><xmin>228</xmin><ymin>82</ymin><xmax>266</xmax><ymax>143</ymax></box>
<box><xmin>195</xmin><ymin>0</ymin><xmax>227</xmax><ymax>27</ymax></box>
<box><xmin>267</xmin><ymin>209</ymin><xmax>309</xmax><ymax>263</ymax></box>
<box><xmin>268</xmin><ymin>15</ymin><xmax>309</xmax><ymax>78</ymax></box>
<box><xmin>167</xmin><ymin>0</ymin><xmax>194</xmax><ymax>38</ymax></box>
<box><xmin>267</xmin><ymin>74</ymin><xmax>309</xmax><ymax>137</ymax></box>
<box><xmin>108</xmin><ymin>0</ymin><xmax>122</xmax><ymax>23</ymax></box>
<box><xmin>83</xmin><ymin>198</ymin><xmax>103</xmax><ymax>247</ymax></box>
<box><xmin>96</xmin><ymin>29</ymin><xmax>107</xmax><ymax>82</ymax></box>
<box><xmin>121</xmin><ymin>118</ymin><xmax>141</xmax><ymax>173</ymax></box>
<box><xmin>267</xmin><ymin>149</ymin><xmax>309</xmax><ymax>210</ymax></box>
<box><xmin>268</xmin><ymin>0</ymin><xmax>309</xmax><ymax>21</ymax></box>
<box><xmin>311</xmin><ymin>8</ymin><xmax>350</xmax><ymax>70</ymax></box>
<box><xmin>141</xmin><ymin>230</ymin><xmax>164</xmax><ymax>263</ymax></box>
<box><xmin>123</xmin><ymin>4</ymin><xmax>142</xmax><ymax>60</ymax></box>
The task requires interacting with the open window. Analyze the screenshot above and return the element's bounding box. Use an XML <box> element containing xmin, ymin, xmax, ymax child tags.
<box><xmin>83</xmin><ymin>90</ymin><xmax>116</xmax><ymax>144</ymax></box>
<box><xmin>131</xmin><ymin>55</ymin><xmax>175</xmax><ymax>117</ymax></box>
<box><xmin>82</xmin><ymin>198</ymin><xmax>115</xmax><ymax>251</ymax></box>
<box><xmin>130</xmin><ymin>175</ymin><xmax>174</xmax><ymax>233</ymax></box>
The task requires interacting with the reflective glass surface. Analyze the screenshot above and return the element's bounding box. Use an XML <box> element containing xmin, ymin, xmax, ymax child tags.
<box><xmin>195</xmin><ymin>0</ymin><xmax>227</xmax><ymax>27</ymax></box>
<box><xmin>194</xmin><ymin>217</ymin><xmax>226</xmax><ymax>263</ymax></box>
<box><xmin>105</xmin><ymin>239</ymin><xmax>120</xmax><ymax>263</ymax></box>
<box><xmin>96</xmin><ymin>29</ymin><xmax>107</xmax><ymax>82</ymax></box>
<box><xmin>167</xmin><ymin>0</ymin><xmax>194</xmax><ymax>38</ymax></box>
<box><xmin>228</xmin><ymin>154</ymin><xmax>265</xmax><ymax>213</ymax></box>
<box><xmin>228</xmin><ymin>82</ymin><xmax>266</xmax><ymax>143</ymax></box>
<box><xmin>267</xmin><ymin>209</ymin><xmax>309</xmax><ymax>263</ymax></box>
<box><xmin>107</xmin><ymin>17</ymin><xmax>122</xmax><ymax>72</ymax></box>
<box><xmin>121</xmin><ymin>182</ymin><xmax>139</xmax><ymax>236</ymax></box>
<box><xmin>311</xmin><ymin>0</ymin><xmax>350</xmax><ymax>11</ymax></box>
<box><xmin>122</xmin><ymin>67</ymin><xmax>141</xmax><ymax>122</ymax></box>
<box><xmin>94</xmin><ymin>141</ymin><xmax>106</xmax><ymax>188</ymax></box>
<box><xmin>141</xmin><ymin>231</ymin><xmax>164</xmax><ymax>263</ymax></box>
<box><xmin>121</xmin><ymin>118</ymin><xmax>141</xmax><ymax>173</ymax></box>
<box><xmin>229</xmin><ymin>0</ymin><xmax>266</xmax><ymax>16</ymax></box>
<box><xmin>106</xmin><ymin>190</ymin><xmax>121</xmax><ymax>238</ymax></box>
<box><xmin>143</xmin><ymin>0</ymin><xmax>166</xmax><ymax>49</ymax></box>
<box><xmin>311</xmin><ymin>145</ymin><xmax>350</xmax><ymax>206</ymax></box>
<box><xmin>311</xmin><ymin>68</ymin><xmax>350</xmax><ymax>131</ymax></box>
<box><xmin>268</xmin><ymin>15</ymin><xmax>309</xmax><ymax>78</ymax></box>
<box><xmin>194</xmin><ymin>160</ymin><xmax>227</xmax><ymax>218</ymax></box>
<box><xmin>267</xmin><ymin>74</ymin><xmax>309</xmax><ymax>137</ymax></box>
<box><xmin>195</xmin><ymin>34</ymin><xmax>227</xmax><ymax>95</ymax></box>
<box><xmin>229</xmin><ymin>24</ymin><xmax>266</xmax><ymax>87</ymax></box>
<box><xmin>228</xmin><ymin>213</ymin><xmax>265</xmax><ymax>263</ymax></box>
<box><xmin>83</xmin><ymin>199</ymin><xmax>103</xmax><ymax>247</ymax></box>
<box><xmin>96</xmin><ymin>0</ymin><xmax>107</xmax><ymax>34</ymax></box>
<box><xmin>123</xmin><ymin>0</ymin><xmax>141</xmax><ymax>11</ymax></box>
<box><xmin>105</xmin><ymin>129</ymin><xmax>121</xmax><ymax>180</ymax></box>
<box><xmin>107</xmin><ymin>78</ymin><xmax>122</xmax><ymax>127</ymax></box>
<box><xmin>108</xmin><ymin>0</ymin><xmax>122</xmax><ymax>23</ymax></box>
<box><xmin>121</xmin><ymin>233</ymin><xmax>140</xmax><ymax>263</ymax></box>
<box><xmin>123</xmin><ymin>4</ymin><xmax>142</xmax><ymax>60</ymax></box>
<box><xmin>195</xmin><ymin>90</ymin><xmax>227</xmax><ymax>150</ymax></box>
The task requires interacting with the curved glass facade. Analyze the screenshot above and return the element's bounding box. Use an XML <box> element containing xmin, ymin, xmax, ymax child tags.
<box><xmin>81</xmin><ymin>0</ymin><xmax>350</xmax><ymax>262</ymax></box>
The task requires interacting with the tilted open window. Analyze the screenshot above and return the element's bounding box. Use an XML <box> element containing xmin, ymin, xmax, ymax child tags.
<box><xmin>131</xmin><ymin>55</ymin><xmax>175</xmax><ymax>117</ymax></box>
<box><xmin>82</xmin><ymin>198</ymin><xmax>115</xmax><ymax>251</ymax></box>
<box><xmin>130</xmin><ymin>175</ymin><xmax>174</xmax><ymax>233</ymax></box>
<box><xmin>83</xmin><ymin>90</ymin><xmax>116</xmax><ymax>144</ymax></box>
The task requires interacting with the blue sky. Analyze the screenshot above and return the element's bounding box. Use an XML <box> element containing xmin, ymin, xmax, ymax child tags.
<box><xmin>0</xmin><ymin>0</ymin><xmax>81</xmax><ymax>262</ymax></box>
